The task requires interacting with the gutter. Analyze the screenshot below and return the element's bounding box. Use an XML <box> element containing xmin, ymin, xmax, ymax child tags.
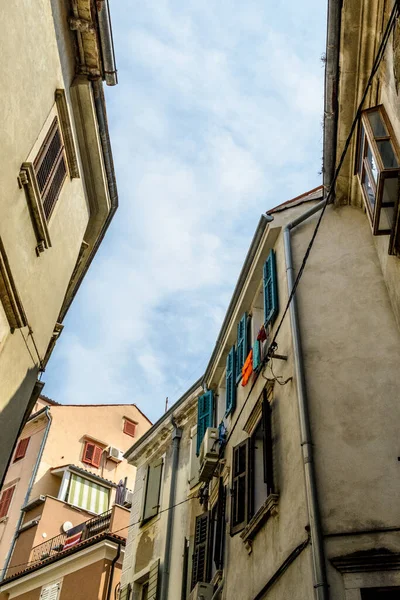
<box><xmin>203</xmin><ymin>214</ymin><xmax>273</xmax><ymax>385</ymax></box>
<box><xmin>323</xmin><ymin>0</ymin><xmax>342</xmax><ymax>198</ymax></box>
<box><xmin>159</xmin><ymin>422</ymin><xmax>182</xmax><ymax>600</ymax></box>
<box><xmin>283</xmin><ymin>198</ymin><xmax>329</xmax><ymax>600</ymax></box>
<box><xmin>58</xmin><ymin>79</ymin><xmax>118</xmax><ymax>322</ymax></box>
<box><xmin>1</xmin><ymin>407</ymin><xmax>52</xmax><ymax>582</ymax></box>
<box><xmin>106</xmin><ymin>542</ymin><xmax>121</xmax><ymax>600</ymax></box>
<box><xmin>96</xmin><ymin>0</ymin><xmax>118</xmax><ymax>86</ymax></box>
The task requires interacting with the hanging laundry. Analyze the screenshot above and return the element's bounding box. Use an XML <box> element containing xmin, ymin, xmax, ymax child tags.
<box><xmin>241</xmin><ymin>349</ymin><xmax>253</xmax><ymax>386</ymax></box>
<box><xmin>257</xmin><ymin>325</ymin><xmax>267</xmax><ymax>342</ymax></box>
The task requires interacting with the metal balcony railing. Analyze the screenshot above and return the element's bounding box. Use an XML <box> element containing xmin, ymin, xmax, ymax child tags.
<box><xmin>30</xmin><ymin>509</ymin><xmax>112</xmax><ymax>565</ymax></box>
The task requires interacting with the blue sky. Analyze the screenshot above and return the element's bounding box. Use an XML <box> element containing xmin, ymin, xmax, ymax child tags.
<box><xmin>44</xmin><ymin>0</ymin><xmax>327</xmax><ymax>422</ymax></box>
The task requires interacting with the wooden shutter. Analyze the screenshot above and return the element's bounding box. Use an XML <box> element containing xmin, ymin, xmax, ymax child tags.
<box><xmin>0</xmin><ymin>486</ymin><xmax>15</xmax><ymax>519</ymax></box>
<box><xmin>196</xmin><ymin>391</ymin><xmax>214</xmax><ymax>455</ymax></box>
<box><xmin>231</xmin><ymin>439</ymin><xmax>250</xmax><ymax>534</ymax></box>
<box><xmin>252</xmin><ymin>340</ymin><xmax>261</xmax><ymax>371</ymax></box>
<box><xmin>148</xmin><ymin>558</ymin><xmax>160</xmax><ymax>600</ymax></box>
<box><xmin>263</xmin><ymin>249</ymin><xmax>278</xmax><ymax>326</ymax></box>
<box><xmin>213</xmin><ymin>479</ymin><xmax>226</xmax><ymax>570</ymax></box>
<box><xmin>82</xmin><ymin>442</ymin><xmax>102</xmax><ymax>467</ymax></box>
<box><xmin>191</xmin><ymin>513</ymin><xmax>210</xmax><ymax>589</ymax></box>
<box><xmin>236</xmin><ymin>313</ymin><xmax>248</xmax><ymax>382</ymax></box>
<box><xmin>119</xmin><ymin>583</ymin><xmax>131</xmax><ymax>600</ymax></box>
<box><xmin>142</xmin><ymin>459</ymin><xmax>163</xmax><ymax>522</ymax></box>
<box><xmin>123</xmin><ymin>419</ymin><xmax>137</xmax><ymax>437</ymax></box>
<box><xmin>14</xmin><ymin>437</ymin><xmax>30</xmax><ymax>461</ymax></box>
<box><xmin>225</xmin><ymin>346</ymin><xmax>236</xmax><ymax>416</ymax></box>
<box><xmin>34</xmin><ymin>118</ymin><xmax>67</xmax><ymax>220</ymax></box>
<box><xmin>262</xmin><ymin>393</ymin><xmax>274</xmax><ymax>495</ymax></box>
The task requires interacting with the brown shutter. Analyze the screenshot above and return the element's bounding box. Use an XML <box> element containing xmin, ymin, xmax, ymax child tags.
<box><xmin>191</xmin><ymin>512</ymin><xmax>210</xmax><ymax>589</ymax></box>
<box><xmin>142</xmin><ymin>459</ymin><xmax>163</xmax><ymax>522</ymax></box>
<box><xmin>0</xmin><ymin>486</ymin><xmax>15</xmax><ymax>519</ymax></box>
<box><xmin>231</xmin><ymin>439</ymin><xmax>250</xmax><ymax>535</ymax></box>
<box><xmin>92</xmin><ymin>446</ymin><xmax>103</xmax><ymax>468</ymax></box>
<box><xmin>34</xmin><ymin>118</ymin><xmax>67</xmax><ymax>220</ymax></box>
<box><xmin>14</xmin><ymin>437</ymin><xmax>30</xmax><ymax>461</ymax></box>
<box><xmin>147</xmin><ymin>559</ymin><xmax>160</xmax><ymax>600</ymax></box>
<box><xmin>262</xmin><ymin>392</ymin><xmax>274</xmax><ymax>495</ymax></box>
<box><xmin>123</xmin><ymin>420</ymin><xmax>137</xmax><ymax>437</ymax></box>
<box><xmin>83</xmin><ymin>442</ymin><xmax>95</xmax><ymax>464</ymax></box>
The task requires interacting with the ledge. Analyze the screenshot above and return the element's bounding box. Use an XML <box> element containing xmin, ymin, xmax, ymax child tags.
<box><xmin>0</xmin><ymin>237</ymin><xmax>27</xmax><ymax>329</ymax></box>
<box><xmin>19</xmin><ymin>163</ymin><xmax>51</xmax><ymax>255</ymax></box>
<box><xmin>240</xmin><ymin>494</ymin><xmax>279</xmax><ymax>548</ymax></box>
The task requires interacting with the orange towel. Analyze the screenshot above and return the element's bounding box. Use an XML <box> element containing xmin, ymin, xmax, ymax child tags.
<box><xmin>241</xmin><ymin>349</ymin><xmax>253</xmax><ymax>386</ymax></box>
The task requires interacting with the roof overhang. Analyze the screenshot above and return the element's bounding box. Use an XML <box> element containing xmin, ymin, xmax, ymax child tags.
<box><xmin>51</xmin><ymin>465</ymin><xmax>117</xmax><ymax>488</ymax></box>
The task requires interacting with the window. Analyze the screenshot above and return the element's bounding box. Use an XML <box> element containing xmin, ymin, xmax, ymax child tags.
<box><xmin>33</xmin><ymin>118</ymin><xmax>67</xmax><ymax>220</ymax></box>
<box><xmin>140</xmin><ymin>459</ymin><xmax>163</xmax><ymax>523</ymax></box>
<box><xmin>40</xmin><ymin>583</ymin><xmax>61</xmax><ymax>600</ymax></box>
<box><xmin>263</xmin><ymin>250</ymin><xmax>278</xmax><ymax>327</ymax></box>
<box><xmin>231</xmin><ymin>391</ymin><xmax>275</xmax><ymax>536</ymax></box>
<box><xmin>13</xmin><ymin>437</ymin><xmax>30</xmax><ymax>462</ymax></box>
<box><xmin>0</xmin><ymin>485</ymin><xmax>15</xmax><ymax>519</ymax></box>
<box><xmin>196</xmin><ymin>391</ymin><xmax>214</xmax><ymax>455</ymax></box>
<box><xmin>190</xmin><ymin>481</ymin><xmax>226</xmax><ymax>590</ymax></box>
<box><xmin>236</xmin><ymin>313</ymin><xmax>248</xmax><ymax>382</ymax></box>
<box><xmin>362</xmin><ymin>588</ymin><xmax>400</xmax><ymax>599</ymax></box>
<box><xmin>65</xmin><ymin>474</ymin><xmax>109</xmax><ymax>514</ymax></box>
<box><xmin>119</xmin><ymin>584</ymin><xmax>132</xmax><ymax>600</ymax></box>
<box><xmin>82</xmin><ymin>441</ymin><xmax>103</xmax><ymax>468</ymax></box>
<box><xmin>225</xmin><ymin>346</ymin><xmax>236</xmax><ymax>416</ymax></box>
<box><xmin>123</xmin><ymin>419</ymin><xmax>137</xmax><ymax>438</ymax></box>
<box><xmin>356</xmin><ymin>106</ymin><xmax>400</xmax><ymax>238</ymax></box>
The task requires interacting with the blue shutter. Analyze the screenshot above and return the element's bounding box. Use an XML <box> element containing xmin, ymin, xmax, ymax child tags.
<box><xmin>225</xmin><ymin>346</ymin><xmax>236</xmax><ymax>416</ymax></box>
<box><xmin>263</xmin><ymin>250</ymin><xmax>278</xmax><ymax>326</ymax></box>
<box><xmin>196</xmin><ymin>391</ymin><xmax>214</xmax><ymax>455</ymax></box>
<box><xmin>236</xmin><ymin>313</ymin><xmax>247</xmax><ymax>382</ymax></box>
<box><xmin>253</xmin><ymin>340</ymin><xmax>261</xmax><ymax>371</ymax></box>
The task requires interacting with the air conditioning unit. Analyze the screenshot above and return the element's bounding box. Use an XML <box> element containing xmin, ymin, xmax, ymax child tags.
<box><xmin>199</xmin><ymin>427</ymin><xmax>219</xmax><ymax>482</ymax></box>
<box><xmin>188</xmin><ymin>582</ymin><xmax>213</xmax><ymax>600</ymax></box>
<box><xmin>107</xmin><ymin>446</ymin><xmax>124</xmax><ymax>462</ymax></box>
<box><xmin>123</xmin><ymin>489</ymin><xmax>133</xmax><ymax>508</ymax></box>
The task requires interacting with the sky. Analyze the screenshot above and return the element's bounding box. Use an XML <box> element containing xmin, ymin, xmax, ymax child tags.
<box><xmin>44</xmin><ymin>0</ymin><xmax>327</xmax><ymax>422</ymax></box>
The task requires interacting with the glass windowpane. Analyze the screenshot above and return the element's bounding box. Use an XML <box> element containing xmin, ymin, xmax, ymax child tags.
<box><xmin>376</xmin><ymin>140</ymin><xmax>398</xmax><ymax>168</ymax></box>
<box><xmin>367</xmin><ymin>144</ymin><xmax>379</xmax><ymax>182</ymax></box>
<box><xmin>362</xmin><ymin>169</ymin><xmax>376</xmax><ymax>212</ymax></box>
<box><xmin>367</xmin><ymin>111</ymin><xmax>387</xmax><ymax>137</ymax></box>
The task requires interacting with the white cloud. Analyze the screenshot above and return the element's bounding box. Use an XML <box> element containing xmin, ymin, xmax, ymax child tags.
<box><xmin>45</xmin><ymin>0</ymin><xmax>327</xmax><ymax>422</ymax></box>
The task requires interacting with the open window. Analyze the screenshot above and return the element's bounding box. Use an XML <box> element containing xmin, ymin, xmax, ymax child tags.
<box><xmin>356</xmin><ymin>106</ymin><xmax>400</xmax><ymax>251</ymax></box>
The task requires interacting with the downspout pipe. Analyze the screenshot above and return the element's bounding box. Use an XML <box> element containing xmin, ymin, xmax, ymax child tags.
<box><xmin>283</xmin><ymin>198</ymin><xmax>329</xmax><ymax>600</ymax></box>
<box><xmin>1</xmin><ymin>406</ymin><xmax>52</xmax><ymax>581</ymax></box>
<box><xmin>106</xmin><ymin>542</ymin><xmax>121</xmax><ymax>600</ymax></box>
<box><xmin>96</xmin><ymin>0</ymin><xmax>118</xmax><ymax>86</ymax></box>
<box><xmin>160</xmin><ymin>420</ymin><xmax>182</xmax><ymax>600</ymax></box>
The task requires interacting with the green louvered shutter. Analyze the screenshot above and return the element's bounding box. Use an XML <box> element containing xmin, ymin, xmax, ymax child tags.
<box><xmin>263</xmin><ymin>249</ymin><xmax>278</xmax><ymax>326</ymax></box>
<box><xmin>196</xmin><ymin>391</ymin><xmax>214</xmax><ymax>455</ymax></box>
<box><xmin>236</xmin><ymin>313</ymin><xmax>247</xmax><ymax>382</ymax></box>
<box><xmin>253</xmin><ymin>340</ymin><xmax>261</xmax><ymax>371</ymax></box>
<box><xmin>225</xmin><ymin>346</ymin><xmax>236</xmax><ymax>416</ymax></box>
<box><xmin>148</xmin><ymin>559</ymin><xmax>160</xmax><ymax>600</ymax></box>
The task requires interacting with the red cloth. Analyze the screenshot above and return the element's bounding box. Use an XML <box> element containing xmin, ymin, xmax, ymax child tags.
<box><xmin>241</xmin><ymin>349</ymin><xmax>253</xmax><ymax>386</ymax></box>
<box><xmin>63</xmin><ymin>531</ymin><xmax>82</xmax><ymax>550</ymax></box>
<box><xmin>257</xmin><ymin>325</ymin><xmax>267</xmax><ymax>342</ymax></box>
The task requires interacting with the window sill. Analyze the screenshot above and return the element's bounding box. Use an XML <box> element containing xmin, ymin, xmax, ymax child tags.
<box><xmin>240</xmin><ymin>493</ymin><xmax>279</xmax><ymax>550</ymax></box>
<box><xmin>0</xmin><ymin>516</ymin><xmax>9</xmax><ymax>525</ymax></box>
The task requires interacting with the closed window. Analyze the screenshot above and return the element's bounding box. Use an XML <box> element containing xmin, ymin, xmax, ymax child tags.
<box><xmin>356</xmin><ymin>106</ymin><xmax>400</xmax><ymax>237</ymax></box>
<box><xmin>191</xmin><ymin>512</ymin><xmax>210</xmax><ymax>589</ymax></box>
<box><xmin>82</xmin><ymin>441</ymin><xmax>103</xmax><ymax>468</ymax></box>
<box><xmin>225</xmin><ymin>346</ymin><xmax>236</xmax><ymax>416</ymax></box>
<box><xmin>231</xmin><ymin>391</ymin><xmax>274</xmax><ymax>535</ymax></box>
<box><xmin>34</xmin><ymin>117</ymin><xmax>67</xmax><ymax>220</ymax></box>
<box><xmin>0</xmin><ymin>485</ymin><xmax>15</xmax><ymax>519</ymax></box>
<box><xmin>140</xmin><ymin>459</ymin><xmax>163</xmax><ymax>523</ymax></box>
<box><xmin>362</xmin><ymin>588</ymin><xmax>400</xmax><ymax>599</ymax></box>
<box><xmin>40</xmin><ymin>582</ymin><xmax>61</xmax><ymax>600</ymax></box>
<box><xmin>13</xmin><ymin>437</ymin><xmax>30</xmax><ymax>462</ymax></box>
<box><xmin>196</xmin><ymin>391</ymin><xmax>214</xmax><ymax>455</ymax></box>
<box><xmin>123</xmin><ymin>419</ymin><xmax>137</xmax><ymax>438</ymax></box>
<box><xmin>263</xmin><ymin>249</ymin><xmax>278</xmax><ymax>327</ymax></box>
<box><xmin>65</xmin><ymin>473</ymin><xmax>109</xmax><ymax>514</ymax></box>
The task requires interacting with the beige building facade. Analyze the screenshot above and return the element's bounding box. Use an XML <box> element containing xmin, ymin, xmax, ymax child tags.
<box><xmin>119</xmin><ymin>3</ymin><xmax>400</xmax><ymax>598</ymax></box>
<box><xmin>0</xmin><ymin>0</ymin><xmax>119</xmax><ymax>486</ymax></box>
<box><xmin>0</xmin><ymin>395</ymin><xmax>151</xmax><ymax>599</ymax></box>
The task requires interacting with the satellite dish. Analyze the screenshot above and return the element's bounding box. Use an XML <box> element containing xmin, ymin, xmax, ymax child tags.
<box><xmin>62</xmin><ymin>521</ymin><xmax>73</xmax><ymax>533</ymax></box>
